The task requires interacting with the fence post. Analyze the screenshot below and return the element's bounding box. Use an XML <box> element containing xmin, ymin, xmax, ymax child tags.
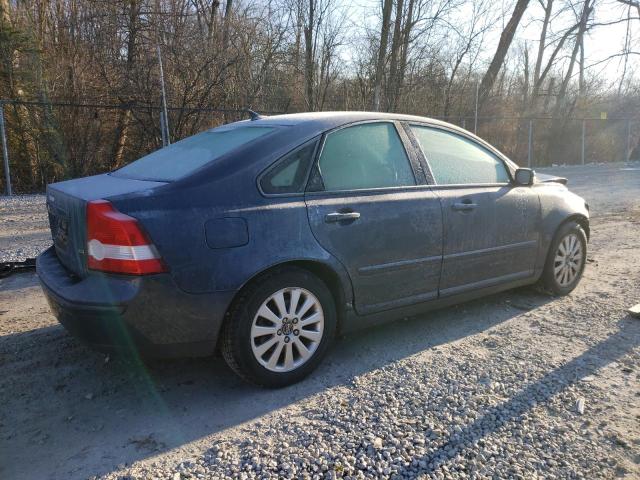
<box><xmin>0</xmin><ymin>101</ymin><xmax>12</xmax><ymax>196</ymax></box>
<box><xmin>160</xmin><ymin>110</ymin><xmax>167</xmax><ymax>147</ymax></box>
<box><xmin>527</xmin><ymin>119</ymin><xmax>533</xmax><ymax>168</ymax></box>
<box><xmin>581</xmin><ymin>119</ymin><xmax>586</xmax><ymax>165</ymax></box>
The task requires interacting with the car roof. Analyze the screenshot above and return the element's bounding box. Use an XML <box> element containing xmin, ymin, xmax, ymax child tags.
<box><xmin>242</xmin><ymin>111</ymin><xmax>452</xmax><ymax>129</ymax></box>
<box><xmin>200</xmin><ymin>111</ymin><xmax>517</xmax><ymax>177</ymax></box>
<box><xmin>240</xmin><ymin>111</ymin><xmax>515</xmax><ymax>165</ymax></box>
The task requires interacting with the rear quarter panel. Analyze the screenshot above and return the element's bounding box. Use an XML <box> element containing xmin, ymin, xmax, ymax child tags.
<box><xmin>108</xmin><ymin>130</ymin><xmax>353</xmax><ymax>306</ymax></box>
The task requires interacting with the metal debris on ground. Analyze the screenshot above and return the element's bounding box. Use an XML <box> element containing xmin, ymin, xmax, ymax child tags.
<box><xmin>0</xmin><ymin>258</ymin><xmax>36</xmax><ymax>278</ymax></box>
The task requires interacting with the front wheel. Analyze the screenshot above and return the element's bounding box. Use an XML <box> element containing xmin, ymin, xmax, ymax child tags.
<box><xmin>220</xmin><ymin>267</ymin><xmax>336</xmax><ymax>388</ymax></box>
<box><xmin>540</xmin><ymin>221</ymin><xmax>587</xmax><ymax>295</ymax></box>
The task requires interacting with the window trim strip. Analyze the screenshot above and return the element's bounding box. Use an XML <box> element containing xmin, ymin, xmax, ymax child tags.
<box><xmin>306</xmin><ymin>120</ymin><xmax>421</xmax><ymax>194</ymax></box>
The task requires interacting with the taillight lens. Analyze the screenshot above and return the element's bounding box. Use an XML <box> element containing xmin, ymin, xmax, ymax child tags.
<box><xmin>86</xmin><ymin>200</ymin><xmax>166</xmax><ymax>275</ymax></box>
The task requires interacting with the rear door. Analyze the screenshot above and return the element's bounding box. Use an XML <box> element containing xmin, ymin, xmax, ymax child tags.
<box><xmin>304</xmin><ymin>121</ymin><xmax>443</xmax><ymax>315</ymax></box>
<box><xmin>408</xmin><ymin>124</ymin><xmax>540</xmax><ymax>296</ymax></box>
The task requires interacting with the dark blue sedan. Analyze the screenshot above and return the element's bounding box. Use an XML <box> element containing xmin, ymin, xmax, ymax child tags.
<box><xmin>37</xmin><ymin>112</ymin><xmax>589</xmax><ymax>387</ymax></box>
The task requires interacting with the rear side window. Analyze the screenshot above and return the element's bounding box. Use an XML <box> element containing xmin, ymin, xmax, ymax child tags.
<box><xmin>113</xmin><ymin>126</ymin><xmax>274</xmax><ymax>181</ymax></box>
<box><xmin>410</xmin><ymin>126</ymin><xmax>510</xmax><ymax>185</ymax></box>
<box><xmin>316</xmin><ymin>122</ymin><xmax>415</xmax><ymax>191</ymax></box>
<box><xmin>260</xmin><ymin>140</ymin><xmax>318</xmax><ymax>194</ymax></box>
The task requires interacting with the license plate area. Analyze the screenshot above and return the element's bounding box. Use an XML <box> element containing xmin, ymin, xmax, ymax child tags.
<box><xmin>48</xmin><ymin>203</ymin><xmax>70</xmax><ymax>250</ymax></box>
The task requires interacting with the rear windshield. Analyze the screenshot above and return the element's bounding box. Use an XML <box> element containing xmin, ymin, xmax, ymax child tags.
<box><xmin>112</xmin><ymin>126</ymin><xmax>275</xmax><ymax>181</ymax></box>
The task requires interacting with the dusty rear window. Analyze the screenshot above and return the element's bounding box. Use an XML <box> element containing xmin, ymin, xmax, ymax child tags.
<box><xmin>112</xmin><ymin>127</ymin><xmax>275</xmax><ymax>181</ymax></box>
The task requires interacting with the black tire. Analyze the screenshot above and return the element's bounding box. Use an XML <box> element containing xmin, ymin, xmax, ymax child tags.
<box><xmin>220</xmin><ymin>266</ymin><xmax>336</xmax><ymax>388</ymax></box>
<box><xmin>540</xmin><ymin>221</ymin><xmax>587</xmax><ymax>296</ymax></box>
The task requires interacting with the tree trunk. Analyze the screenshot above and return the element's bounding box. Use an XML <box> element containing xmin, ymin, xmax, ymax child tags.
<box><xmin>111</xmin><ymin>0</ymin><xmax>139</xmax><ymax>169</ymax></box>
<box><xmin>223</xmin><ymin>0</ymin><xmax>233</xmax><ymax>51</ymax></box>
<box><xmin>554</xmin><ymin>0</ymin><xmax>592</xmax><ymax>114</ymax></box>
<box><xmin>0</xmin><ymin>0</ymin><xmax>10</xmax><ymax>24</ymax></box>
<box><xmin>578</xmin><ymin>35</ymin><xmax>585</xmax><ymax>94</ymax></box>
<box><xmin>304</xmin><ymin>0</ymin><xmax>315</xmax><ymax>110</ymax></box>
<box><xmin>547</xmin><ymin>0</ymin><xmax>592</xmax><ymax>164</ymax></box>
<box><xmin>112</xmin><ymin>108</ymin><xmax>131</xmax><ymax>169</ymax></box>
<box><xmin>523</xmin><ymin>43</ymin><xmax>530</xmax><ymax>106</ymax></box>
<box><xmin>531</xmin><ymin>23</ymin><xmax>578</xmax><ymax>101</ymax></box>
<box><xmin>444</xmin><ymin>34</ymin><xmax>473</xmax><ymax>118</ymax></box>
<box><xmin>206</xmin><ymin>0</ymin><xmax>219</xmax><ymax>45</ymax></box>
<box><xmin>393</xmin><ymin>0</ymin><xmax>414</xmax><ymax>112</ymax></box>
<box><xmin>372</xmin><ymin>0</ymin><xmax>393</xmax><ymax>111</ymax></box>
<box><xmin>533</xmin><ymin>0</ymin><xmax>553</xmax><ymax>86</ymax></box>
<box><xmin>386</xmin><ymin>0</ymin><xmax>404</xmax><ymax>112</ymax></box>
<box><xmin>478</xmin><ymin>0</ymin><xmax>530</xmax><ymax>105</ymax></box>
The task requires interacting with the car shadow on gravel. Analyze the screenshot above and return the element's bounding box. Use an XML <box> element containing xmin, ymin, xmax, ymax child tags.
<box><xmin>396</xmin><ymin>313</ymin><xmax>640</xmax><ymax>476</ymax></box>
<box><xmin>0</xmin><ymin>269</ymin><xmax>40</xmax><ymax>291</ymax></box>
<box><xmin>1</xmin><ymin>284</ymin><xmax>555</xmax><ymax>479</ymax></box>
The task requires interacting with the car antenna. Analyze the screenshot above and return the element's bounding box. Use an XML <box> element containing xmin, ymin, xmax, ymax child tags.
<box><xmin>246</xmin><ymin>108</ymin><xmax>264</xmax><ymax>121</ymax></box>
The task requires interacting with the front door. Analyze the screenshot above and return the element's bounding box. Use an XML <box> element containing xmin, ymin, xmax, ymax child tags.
<box><xmin>305</xmin><ymin>122</ymin><xmax>443</xmax><ymax>315</ymax></box>
<box><xmin>408</xmin><ymin>124</ymin><xmax>540</xmax><ymax>296</ymax></box>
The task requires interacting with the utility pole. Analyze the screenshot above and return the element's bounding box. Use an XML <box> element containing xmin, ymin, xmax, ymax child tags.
<box><xmin>157</xmin><ymin>44</ymin><xmax>170</xmax><ymax>146</ymax></box>
<box><xmin>160</xmin><ymin>109</ymin><xmax>168</xmax><ymax>147</ymax></box>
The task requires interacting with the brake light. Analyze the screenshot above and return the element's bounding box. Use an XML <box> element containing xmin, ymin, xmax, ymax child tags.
<box><xmin>86</xmin><ymin>200</ymin><xmax>166</xmax><ymax>275</ymax></box>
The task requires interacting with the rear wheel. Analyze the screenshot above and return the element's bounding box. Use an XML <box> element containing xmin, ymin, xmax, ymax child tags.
<box><xmin>540</xmin><ymin>221</ymin><xmax>587</xmax><ymax>295</ymax></box>
<box><xmin>221</xmin><ymin>267</ymin><xmax>336</xmax><ymax>387</ymax></box>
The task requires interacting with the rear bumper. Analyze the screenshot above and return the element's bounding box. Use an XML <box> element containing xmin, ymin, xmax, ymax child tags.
<box><xmin>37</xmin><ymin>247</ymin><xmax>234</xmax><ymax>358</ymax></box>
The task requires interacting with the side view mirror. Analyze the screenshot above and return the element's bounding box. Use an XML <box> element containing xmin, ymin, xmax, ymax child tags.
<box><xmin>514</xmin><ymin>168</ymin><xmax>535</xmax><ymax>186</ymax></box>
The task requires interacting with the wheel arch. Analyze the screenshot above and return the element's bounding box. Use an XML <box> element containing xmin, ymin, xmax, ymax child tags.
<box><xmin>222</xmin><ymin>258</ymin><xmax>353</xmax><ymax>334</ymax></box>
<box><xmin>558</xmin><ymin>214</ymin><xmax>590</xmax><ymax>241</ymax></box>
<box><xmin>540</xmin><ymin>213</ymin><xmax>589</xmax><ymax>267</ymax></box>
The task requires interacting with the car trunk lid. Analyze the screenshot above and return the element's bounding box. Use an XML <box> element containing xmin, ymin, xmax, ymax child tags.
<box><xmin>46</xmin><ymin>174</ymin><xmax>167</xmax><ymax>277</ymax></box>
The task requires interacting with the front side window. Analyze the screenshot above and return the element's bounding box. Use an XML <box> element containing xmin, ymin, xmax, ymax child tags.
<box><xmin>260</xmin><ymin>140</ymin><xmax>318</xmax><ymax>194</ymax></box>
<box><xmin>410</xmin><ymin>126</ymin><xmax>510</xmax><ymax>185</ymax></box>
<box><xmin>113</xmin><ymin>126</ymin><xmax>275</xmax><ymax>182</ymax></box>
<box><xmin>316</xmin><ymin>122</ymin><xmax>415</xmax><ymax>191</ymax></box>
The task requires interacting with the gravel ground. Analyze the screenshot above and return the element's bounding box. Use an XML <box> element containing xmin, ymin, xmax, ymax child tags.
<box><xmin>0</xmin><ymin>194</ymin><xmax>49</xmax><ymax>263</ymax></box>
<box><xmin>0</xmin><ymin>163</ymin><xmax>639</xmax><ymax>479</ymax></box>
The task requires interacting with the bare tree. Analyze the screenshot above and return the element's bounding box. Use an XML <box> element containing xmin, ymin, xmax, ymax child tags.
<box><xmin>442</xmin><ymin>0</ymin><xmax>492</xmax><ymax>117</ymax></box>
<box><xmin>478</xmin><ymin>0</ymin><xmax>530</xmax><ymax>105</ymax></box>
<box><xmin>372</xmin><ymin>0</ymin><xmax>393</xmax><ymax>110</ymax></box>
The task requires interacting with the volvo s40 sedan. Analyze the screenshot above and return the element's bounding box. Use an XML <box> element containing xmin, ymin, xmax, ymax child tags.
<box><xmin>37</xmin><ymin>112</ymin><xmax>589</xmax><ymax>387</ymax></box>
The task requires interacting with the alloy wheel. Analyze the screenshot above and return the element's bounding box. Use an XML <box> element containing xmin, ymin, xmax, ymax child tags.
<box><xmin>250</xmin><ymin>287</ymin><xmax>324</xmax><ymax>372</ymax></box>
<box><xmin>554</xmin><ymin>233</ymin><xmax>583</xmax><ymax>287</ymax></box>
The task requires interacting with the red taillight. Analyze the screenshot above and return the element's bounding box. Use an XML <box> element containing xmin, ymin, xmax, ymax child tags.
<box><xmin>86</xmin><ymin>200</ymin><xmax>166</xmax><ymax>275</ymax></box>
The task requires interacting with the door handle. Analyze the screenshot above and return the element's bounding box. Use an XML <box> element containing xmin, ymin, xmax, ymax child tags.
<box><xmin>325</xmin><ymin>212</ymin><xmax>361</xmax><ymax>223</ymax></box>
<box><xmin>452</xmin><ymin>202</ymin><xmax>477</xmax><ymax>211</ymax></box>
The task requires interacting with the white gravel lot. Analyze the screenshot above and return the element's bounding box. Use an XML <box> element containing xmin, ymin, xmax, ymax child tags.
<box><xmin>0</xmin><ymin>163</ymin><xmax>639</xmax><ymax>479</ymax></box>
<box><xmin>0</xmin><ymin>194</ymin><xmax>49</xmax><ymax>263</ymax></box>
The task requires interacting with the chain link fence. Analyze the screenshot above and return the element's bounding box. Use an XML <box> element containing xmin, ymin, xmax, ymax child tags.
<box><xmin>434</xmin><ymin>116</ymin><xmax>639</xmax><ymax>168</ymax></box>
<box><xmin>1</xmin><ymin>99</ymin><xmax>639</xmax><ymax>195</ymax></box>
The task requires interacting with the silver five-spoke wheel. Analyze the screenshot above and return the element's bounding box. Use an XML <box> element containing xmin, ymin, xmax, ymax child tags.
<box><xmin>250</xmin><ymin>287</ymin><xmax>324</xmax><ymax>373</ymax></box>
<box><xmin>554</xmin><ymin>233</ymin><xmax>583</xmax><ymax>287</ymax></box>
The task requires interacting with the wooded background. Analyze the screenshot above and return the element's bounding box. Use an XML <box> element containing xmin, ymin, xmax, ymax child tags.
<box><xmin>1</xmin><ymin>0</ymin><xmax>639</xmax><ymax>193</ymax></box>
